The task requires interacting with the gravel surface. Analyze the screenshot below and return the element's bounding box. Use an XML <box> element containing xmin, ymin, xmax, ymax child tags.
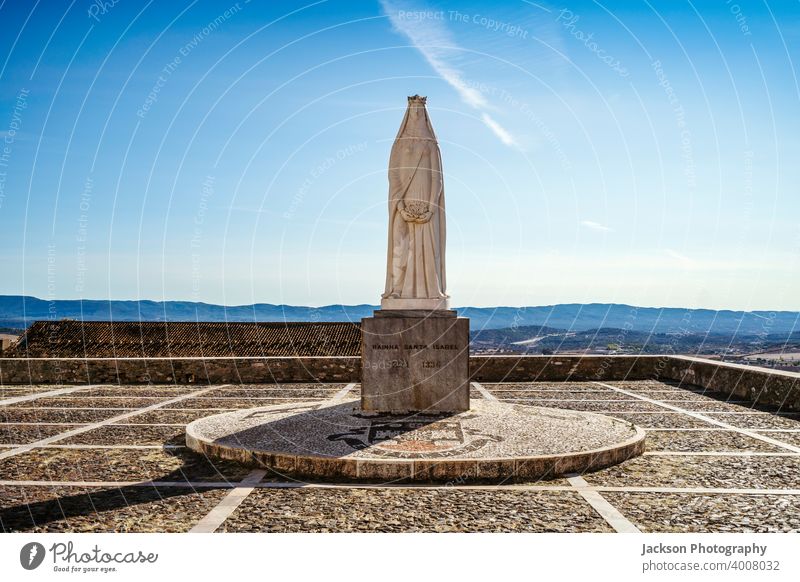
<box><xmin>756</xmin><ymin>431</ymin><xmax>800</xmax><ymax>447</ymax></box>
<box><xmin>0</xmin><ymin>448</ymin><xmax>252</xmax><ymax>482</ymax></box>
<box><xmin>60</xmin><ymin>425</ymin><xmax>185</xmax><ymax>446</ymax></box>
<box><xmin>3</xmin><ymin>379</ymin><xmax>800</xmax><ymax>533</ymax></box>
<box><xmin>82</xmin><ymin>388</ymin><xmax>198</xmax><ymax>398</ymax></box>
<box><xmin>603</xmin><ymin>492</ymin><xmax>800</xmax><ymax>533</ymax></box>
<box><xmin>635</xmin><ymin>390</ymin><xmax>732</xmax><ymax>402</ymax></box>
<box><xmin>673</xmin><ymin>401</ymin><xmax>772</xmax><ymax>413</ymax></box>
<box><xmin>204</xmin><ymin>388</ymin><xmax>344</xmax><ymax>399</ymax></box>
<box><xmin>603</xmin><ymin>381</ymin><xmax>688</xmax><ymax>391</ymax></box>
<box><xmin>0</xmin><ymin>424</ymin><xmax>82</xmax><ymax>444</ymax></box>
<box><xmin>644</xmin><ymin>430</ymin><xmax>784</xmax><ymax>452</ymax></box>
<box><xmin>176</xmin><ymin>397</ymin><xmax>306</xmax><ymax>409</ymax></box>
<box><xmin>699</xmin><ymin>413</ymin><xmax>800</xmax><ymax>430</ymax></box>
<box><xmin>125</xmin><ymin>410</ymin><xmax>227</xmax><ymax>424</ymax></box>
<box><xmin>495</xmin><ymin>391</ymin><xmax>634</xmax><ymax>401</ymax></box>
<box><xmin>0</xmin><ymin>485</ymin><xmax>227</xmax><ymax>532</ymax></box>
<box><xmin>584</xmin><ymin>454</ymin><xmax>800</xmax><ymax>489</ymax></box>
<box><xmin>0</xmin><ymin>409</ymin><xmax>124</xmax><ymax>423</ymax></box>
<box><xmin>6</xmin><ymin>397</ymin><xmax>167</xmax><ymax>409</ymax></box>
<box><xmin>489</xmin><ymin>382</ymin><xmax>616</xmax><ymax>392</ymax></box>
<box><xmin>603</xmin><ymin>413</ymin><xmax>717</xmax><ymax>429</ymax></box>
<box><xmin>236</xmin><ymin>383</ymin><xmax>349</xmax><ymax>393</ymax></box>
<box><xmin>0</xmin><ymin>389</ymin><xmax>51</xmax><ymax>397</ymax></box>
<box><xmin>221</xmin><ymin>488</ymin><xmax>613</xmax><ymax>532</ymax></box>
<box><xmin>512</xmin><ymin>400</ymin><xmax>669</xmax><ymax>413</ymax></box>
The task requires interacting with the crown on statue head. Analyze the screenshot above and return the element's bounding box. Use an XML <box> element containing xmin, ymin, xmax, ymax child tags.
<box><xmin>408</xmin><ymin>95</ymin><xmax>427</xmax><ymax>105</ymax></box>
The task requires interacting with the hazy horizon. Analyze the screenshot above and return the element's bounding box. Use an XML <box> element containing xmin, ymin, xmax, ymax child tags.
<box><xmin>2</xmin><ymin>293</ymin><xmax>798</xmax><ymax>314</ymax></box>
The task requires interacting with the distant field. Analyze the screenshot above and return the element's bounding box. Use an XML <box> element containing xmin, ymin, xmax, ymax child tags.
<box><xmin>744</xmin><ymin>352</ymin><xmax>800</xmax><ymax>362</ymax></box>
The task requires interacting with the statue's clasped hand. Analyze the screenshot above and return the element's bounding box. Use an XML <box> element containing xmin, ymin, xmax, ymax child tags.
<box><xmin>397</xmin><ymin>200</ymin><xmax>432</xmax><ymax>224</ymax></box>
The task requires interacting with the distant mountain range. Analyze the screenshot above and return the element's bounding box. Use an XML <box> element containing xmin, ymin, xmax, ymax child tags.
<box><xmin>1</xmin><ymin>295</ymin><xmax>797</xmax><ymax>336</ymax></box>
<box><xmin>469</xmin><ymin>324</ymin><xmax>800</xmax><ymax>356</ymax></box>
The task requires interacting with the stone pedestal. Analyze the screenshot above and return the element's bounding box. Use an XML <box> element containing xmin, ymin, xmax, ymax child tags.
<box><xmin>360</xmin><ymin>310</ymin><xmax>469</xmax><ymax>413</ymax></box>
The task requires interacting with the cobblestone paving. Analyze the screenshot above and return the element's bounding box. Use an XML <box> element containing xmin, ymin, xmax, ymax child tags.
<box><xmin>1</xmin><ymin>424</ymin><xmax>87</xmax><ymax>444</ymax></box>
<box><xmin>699</xmin><ymin>413</ymin><xmax>800</xmax><ymax>430</ymax></box>
<box><xmin>644</xmin><ymin>430</ymin><xmax>784</xmax><ymax>452</ymax></box>
<box><xmin>0</xmin><ymin>408</ymin><xmax>125</xmax><ymax>423</ymax></box>
<box><xmin>583</xmin><ymin>455</ymin><xmax>800</xmax><ymax>489</ymax></box>
<box><xmin>0</xmin><ymin>448</ymin><xmax>252</xmax><ymax>482</ymax></box>
<box><xmin>6</xmin><ymin>397</ymin><xmax>166</xmax><ymax>409</ymax></box>
<box><xmin>0</xmin><ymin>485</ymin><xmax>227</xmax><ymax>532</ymax></box>
<box><xmin>60</xmin><ymin>425</ymin><xmax>185</xmax><ymax>446</ymax></box>
<box><xmin>601</xmin><ymin>412</ymin><xmax>718</xmax><ymax>429</ymax></box>
<box><xmin>119</xmin><ymin>409</ymin><xmax>234</xmax><ymax>424</ymax></box>
<box><xmin>757</xmin><ymin>431</ymin><xmax>800</xmax><ymax>447</ymax></box>
<box><xmin>0</xmin><ymin>379</ymin><xmax>798</xmax><ymax>532</ymax></box>
<box><xmin>221</xmin><ymin>488</ymin><xmax>613</xmax><ymax>532</ymax></box>
<box><xmin>81</xmin><ymin>387</ymin><xmax>198</xmax><ymax>398</ymax></box>
<box><xmin>602</xmin><ymin>492</ymin><xmax>800</xmax><ymax>533</ymax></box>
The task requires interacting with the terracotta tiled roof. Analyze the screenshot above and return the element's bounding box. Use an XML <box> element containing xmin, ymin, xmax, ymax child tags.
<box><xmin>5</xmin><ymin>320</ymin><xmax>362</xmax><ymax>358</ymax></box>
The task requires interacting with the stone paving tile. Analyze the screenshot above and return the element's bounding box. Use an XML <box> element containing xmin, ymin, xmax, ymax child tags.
<box><xmin>0</xmin><ymin>485</ymin><xmax>227</xmax><ymax>532</ymax></box>
<box><xmin>644</xmin><ymin>430</ymin><xmax>784</xmax><ymax>452</ymax></box>
<box><xmin>583</xmin><ymin>454</ymin><xmax>800</xmax><ymax>489</ymax></box>
<box><xmin>0</xmin><ymin>408</ymin><xmax>125</xmax><ymax>423</ymax></box>
<box><xmin>600</xmin><ymin>412</ymin><xmax>716</xmax><ymax>429</ymax></box>
<box><xmin>60</xmin><ymin>425</ymin><xmax>185</xmax><ymax>446</ymax></box>
<box><xmin>221</xmin><ymin>488</ymin><xmax>613</xmax><ymax>532</ymax></box>
<box><xmin>699</xmin><ymin>413</ymin><xmax>800</xmax><ymax>430</ymax></box>
<box><xmin>603</xmin><ymin>492</ymin><xmax>800</xmax><ymax>533</ymax></box>
<box><xmin>6</xmin><ymin>397</ymin><xmax>167</xmax><ymax>409</ymax></box>
<box><xmin>755</xmin><ymin>431</ymin><xmax>800</xmax><ymax>447</ymax></box>
<box><xmin>0</xmin><ymin>448</ymin><xmax>252</xmax><ymax>482</ymax></box>
<box><xmin>0</xmin><ymin>424</ymin><xmax>82</xmax><ymax>445</ymax></box>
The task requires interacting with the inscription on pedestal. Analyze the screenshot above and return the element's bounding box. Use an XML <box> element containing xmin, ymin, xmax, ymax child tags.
<box><xmin>361</xmin><ymin>312</ymin><xmax>469</xmax><ymax>413</ymax></box>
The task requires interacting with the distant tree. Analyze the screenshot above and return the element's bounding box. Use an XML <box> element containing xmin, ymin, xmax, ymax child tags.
<box><xmin>541</xmin><ymin>348</ymin><xmax>554</xmax><ymax>355</ymax></box>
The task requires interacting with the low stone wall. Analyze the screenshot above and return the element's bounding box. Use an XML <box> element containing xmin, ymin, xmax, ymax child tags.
<box><xmin>2</xmin><ymin>354</ymin><xmax>663</xmax><ymax>385</ymax></box>
<box><xmin>469</xmin><ymin>354</ymin><xmax>664</xmax><ymax>382</ymax></box>
<box><xmin>659</xmin><ymin>355</ymin><xmax>800</xmax><ymax>411</ymax></box>
<box><xmin>2</xmin><ymin>354</ymin><xmax>798</xmax><ymax>411</ymax></box>
<box><xmin>0</xmin><ymin>357</ymin><xmax>361</xmax><ymax>385</ymax></box>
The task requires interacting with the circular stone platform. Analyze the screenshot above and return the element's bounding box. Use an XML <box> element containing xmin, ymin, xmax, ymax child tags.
<box><xmin>186</xmin><ymin>399</ymin><xmax>646</xmax><ymax>483</ymax></box>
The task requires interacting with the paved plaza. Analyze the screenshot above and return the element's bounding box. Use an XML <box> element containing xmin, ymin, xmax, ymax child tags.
<box><xmin>1</xmin><ymin>380</ymin><xmax>799</xmax><ymax>533</ymax></box>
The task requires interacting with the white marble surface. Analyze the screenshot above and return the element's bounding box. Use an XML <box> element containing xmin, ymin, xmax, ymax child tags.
<box><xmin>381</xmin><ymin>95</ymin><xmax>449</xmax><ymax>309</ymax></box>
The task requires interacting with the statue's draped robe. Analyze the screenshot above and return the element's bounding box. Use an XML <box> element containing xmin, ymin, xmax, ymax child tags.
<box><xmin>382</xmin><ymin>103</ymin><xmax>447</xmax><ymax>301</ymax></box>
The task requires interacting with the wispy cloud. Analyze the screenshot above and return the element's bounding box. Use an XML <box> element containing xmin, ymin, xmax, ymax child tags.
<box><xmin>380</xmin><ymin>0</ymin><xmax>518</xmax><ymax>148</ymax></box>
<box><xmin>481</xmin><ymin>113</ymin><xmax>517</xmax><ymax>147</ymax></box>
<box><xmin>580</xmin><ymin>220</ymin><xmax>613</xmax><ymax>233</ymax></box>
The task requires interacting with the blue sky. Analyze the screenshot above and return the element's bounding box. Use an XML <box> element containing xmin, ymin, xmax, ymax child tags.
<box><xmin>0</xmin><ymin>0</ymin><xmax>798</xmax><ymax>310</ymax></box>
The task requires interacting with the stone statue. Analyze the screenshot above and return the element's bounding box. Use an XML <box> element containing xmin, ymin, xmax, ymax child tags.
<box><xmin>381</xmin><ymin>95</ymin><xmax>449</xmax><ymax>311</ymax></box>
